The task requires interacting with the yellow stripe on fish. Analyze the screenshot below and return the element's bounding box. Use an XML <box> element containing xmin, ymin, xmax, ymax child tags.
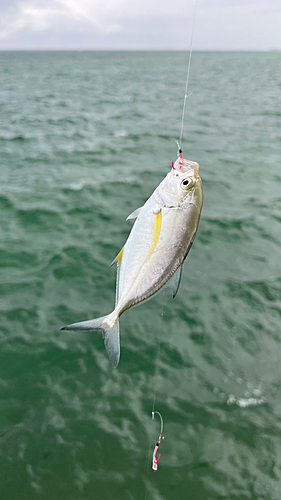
<box><xmin>145</xmin><ymin>210</ymin><xmax>162</xmax><ymax>263</ymax></box>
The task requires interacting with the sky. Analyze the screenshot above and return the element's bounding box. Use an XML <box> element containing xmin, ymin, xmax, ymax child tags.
<box><xmin>0</xmin><ymin>0</ymin><xmax>281</xmax><ymax>51</ymax></box>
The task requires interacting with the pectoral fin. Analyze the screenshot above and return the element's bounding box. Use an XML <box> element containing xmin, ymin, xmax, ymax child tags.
<box><xmin>126</xmin><ymin>206</ymin><xmax>143</xmax><ymax>221</ymax></box>
<box><xmin>165</xmin><ymin>265</ymin><xmax>182</xmax><ymax>298</ymax></box>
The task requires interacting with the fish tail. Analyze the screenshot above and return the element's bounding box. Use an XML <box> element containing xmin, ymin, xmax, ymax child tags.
<box><xmin>61</xmin><ymin>314</ymin><xmax>120</xmax><ymax>368</ymax></box>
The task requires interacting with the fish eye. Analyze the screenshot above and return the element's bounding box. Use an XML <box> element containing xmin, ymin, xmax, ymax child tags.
<box><xmin>181</xmin><ymin>178</ymin><xmax>193</xmax><ymax>189</ymax></box>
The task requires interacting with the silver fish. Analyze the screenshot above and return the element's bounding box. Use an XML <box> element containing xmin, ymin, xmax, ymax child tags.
<box><xmin>62</xmin><ymin>153</ymin><xmax>203</xmax><ymax>367</ymax></box>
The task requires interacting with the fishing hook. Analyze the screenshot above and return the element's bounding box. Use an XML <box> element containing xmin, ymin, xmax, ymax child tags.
<box><xmin>151</xmin><ymin>411</ymin><xmax>165</xmax><ymax>471</ymax></box>
<box><xmin>152</xmin><ymin>411</ymin><xmax>163</xmax><ymax>435</ymax></box>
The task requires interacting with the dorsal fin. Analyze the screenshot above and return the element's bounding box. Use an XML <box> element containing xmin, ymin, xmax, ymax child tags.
<box><xmin>126</xmin><ymin>206</ymin><xmax>143</xmax><ymax>221</ymax></box>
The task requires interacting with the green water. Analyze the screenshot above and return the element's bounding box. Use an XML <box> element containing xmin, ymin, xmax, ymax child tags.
<box><xmin>0</xmin><ymin>51</ymin><xmax>280</xmax><ymax>499</ymax></box>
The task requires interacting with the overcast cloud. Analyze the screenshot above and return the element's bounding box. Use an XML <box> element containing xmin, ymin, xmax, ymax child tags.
<box><xmin>0</xmin><ymin>0</ymin><xmax>280</xmax><ymax>50</ymax></box>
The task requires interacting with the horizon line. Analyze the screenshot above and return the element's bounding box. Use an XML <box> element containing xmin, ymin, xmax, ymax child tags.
<box><xmin>0</xmin><ymin>48</ymin><xmax>280</xmax><ymax>52</ymax></box>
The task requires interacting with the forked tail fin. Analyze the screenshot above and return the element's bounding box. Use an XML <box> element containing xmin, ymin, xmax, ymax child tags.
<box><xmin>61</xmin><ymin>314</ymin><xmax>120</xmax><ymax>368</ymax></box>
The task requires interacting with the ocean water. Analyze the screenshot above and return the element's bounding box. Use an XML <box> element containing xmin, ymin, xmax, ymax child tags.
<box><xmin>0</xmin><ymin>51</ymin><xmax>280</xmax><ymax>500</ymax></box>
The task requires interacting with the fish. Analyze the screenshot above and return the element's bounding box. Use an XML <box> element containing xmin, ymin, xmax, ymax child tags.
<box><xmin>62</xmin><ymin>151</ymin><xmax>203</xmax><ymax>368</ymax></box>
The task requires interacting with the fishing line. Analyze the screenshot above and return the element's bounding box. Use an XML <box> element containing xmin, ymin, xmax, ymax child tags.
<box><xmin>144</xmin><ymin>2</ymin><xmax>198</xmax><ymax>492</ymax></box>
<box><xmin>179</xmin><ymin>0</ymin><xmax>198</xmax><ymax>150</ymax></box>
<box><xmin>152</xmin><ymin>335</ymin><xmax>162</xmax><ymax>415</ymax></box>
<box><xmin>143</xmin><ymin>302</ymin><xmax>165</xmax><ymax>499</ymax></box>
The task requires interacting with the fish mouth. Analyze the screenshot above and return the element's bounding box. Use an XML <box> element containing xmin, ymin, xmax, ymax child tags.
<box><xmin>174</xmin><ymin>158</ymin><xmax>199</xmax><ymax>174</ymax></box>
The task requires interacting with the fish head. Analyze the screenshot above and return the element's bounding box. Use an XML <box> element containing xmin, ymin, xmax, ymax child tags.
<box><xmin>169</xmin><ymin>155</ymin><xmax>202</xmax><ymax>207</ymax></box>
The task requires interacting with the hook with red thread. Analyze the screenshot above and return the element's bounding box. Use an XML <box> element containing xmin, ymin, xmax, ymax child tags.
<box><xmin>151</xmin><ymin>411</ymin><xmax>165</xmax><ymax>471</ymax></box>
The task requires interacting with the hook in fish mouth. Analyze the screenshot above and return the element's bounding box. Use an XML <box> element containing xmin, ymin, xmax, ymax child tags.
<box><xmin>173</xmin><ymin>144</ymin><xmax>199</xmax><ymax>173</ymax></box>
<box><xmin>173</xmin><ymin>156</ymin><xmax>199</xmax><ymax>174</ymax></box>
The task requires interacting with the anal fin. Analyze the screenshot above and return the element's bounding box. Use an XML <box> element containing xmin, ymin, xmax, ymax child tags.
<box><xmin>110</xmin><ymin>247</ymin><xmax>124</xmax><ymax>267</ymax></box>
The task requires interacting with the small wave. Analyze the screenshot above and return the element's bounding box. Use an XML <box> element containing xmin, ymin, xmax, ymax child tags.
<box><xmin>227</xmin><ymin>394</ymin><xmax>265</xmax><ymax>407</ymax></box>
<box><xmin>0</xmin><ymin>249</ymin><xmax>39</xmax><ymax>269</ymax></box>
<box><xmin>16</xmin><ymin>208</ymin><xmax>60</xmax><ymax>227</ymax></box>
<box><xmin>114</xmin><ymin>130</ymin><xmax>128</xmax><ymax>138</ymax></box>
<box><xmin>0</xmin><ymin>133</ymin><xmax>27</xmax><ymax>141</ymax></box>
<box><xmin>226</xmin><ymin>279</ymin><xmax>279</xmax><ymax>307</ymax></box>
<box><xmin>0</xmin><ymin>195</ymin><xmax>14</xmax><ymax>211</ymax></box>
<box><xmin>67</xmin><ymin>180</ymin><xmax>97</xmax><ymax>191</ymax></box>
